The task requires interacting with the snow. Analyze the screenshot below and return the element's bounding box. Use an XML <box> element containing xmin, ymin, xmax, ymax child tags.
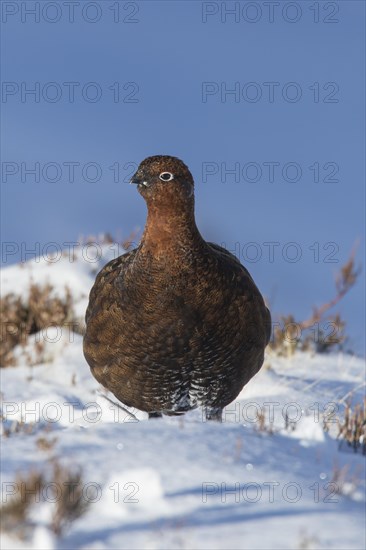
<box><xmin>1</xmin><ymin>247</ymin><xmax>365</xmax><ymax>549</ymax></box>
<box><xmin>0</xmin><ymin>243</ymin><xmax>122</xmax><ymax>328</ymax></box>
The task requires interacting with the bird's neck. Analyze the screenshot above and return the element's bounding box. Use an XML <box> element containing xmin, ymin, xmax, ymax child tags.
<box><xmin>140</xmin><ymin>201</ymin><xmax>204</xmax><ymax>256</ymax></box>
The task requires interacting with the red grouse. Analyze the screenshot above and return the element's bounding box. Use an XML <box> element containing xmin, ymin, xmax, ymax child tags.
<box><xmin>83</xmin><ymin>156</ymin><xmax>271</xmax><ymax>420</ymax></box>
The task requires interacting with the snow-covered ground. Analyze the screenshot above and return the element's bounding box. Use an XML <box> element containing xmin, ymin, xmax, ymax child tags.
<box><xmin>1</xmin><ymin>245</ymin><xmax>365</xmax><ymax>550</ymax></box>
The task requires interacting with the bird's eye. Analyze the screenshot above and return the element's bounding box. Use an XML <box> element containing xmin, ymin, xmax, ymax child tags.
<box><xmin>159</xmin><ymin>172</ymin><xmax>174</xmax><ymax>181</ymax></box>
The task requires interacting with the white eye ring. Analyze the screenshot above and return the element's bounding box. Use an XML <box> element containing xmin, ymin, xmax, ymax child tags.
<box><xmin>159</xmin><ymin>172</ymin><xmax>174</xmax><ymax>181</ymax></box>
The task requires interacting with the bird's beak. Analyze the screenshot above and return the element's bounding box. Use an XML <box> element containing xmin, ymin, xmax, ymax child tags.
<box><xmin>130</xmin><ymin>172</ymin><xmax>148</xmax><ymax>187</ymax></box>
<box><xmin>130</xmin><ymin>172</ymin><xmax>141</xmax><ymax>185</ymax></box>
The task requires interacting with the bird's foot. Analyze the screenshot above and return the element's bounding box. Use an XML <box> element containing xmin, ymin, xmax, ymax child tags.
<box><xmin>204</xmin><ymin>407</ymin><xmax>223</xmax><ymax>422</ymax></box>
<box><xmin>148</xmin><ymin>412</ymin><xmax>163</xmax><ymax>419</ymax></box>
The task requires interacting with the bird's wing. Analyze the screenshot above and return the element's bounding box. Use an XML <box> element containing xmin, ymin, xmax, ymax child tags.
<box><xmin>208</xmin><ymin>242</ymin><xmax>272</xmax><ymax>345</ymax></box>
<box><xmin>85</xmin><ymin>248</ymin><xmax>138</xmax><ymax>324</ymax></box>
<box><xmin>207</xmin><ymin>242</ymin><xmax>255</xmax><ymax>282</ymax></box>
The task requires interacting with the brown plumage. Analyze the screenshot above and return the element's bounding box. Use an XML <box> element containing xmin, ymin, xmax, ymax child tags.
<box><xmin>83</xmin><ymin>155</ymin><xmax>271</xmax><ymax>421</ymax></box>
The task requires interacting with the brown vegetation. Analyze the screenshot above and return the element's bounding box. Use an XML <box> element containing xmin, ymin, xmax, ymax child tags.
<box><xmin>0</xmin><ymin>283</ymin><xmax>76</xmax><ymax>367</ymax></box>
<box><xmin>270</xmin><ymin>247</ymin><xmax>361</xmax><ymax>356</ymax></box>
<box><xmin>0</xmin><ymin>460</ymin><xmax>90</xmax><ymax>540</ymax></box>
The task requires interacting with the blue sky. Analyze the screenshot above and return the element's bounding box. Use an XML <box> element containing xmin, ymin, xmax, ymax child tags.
<box><xmin>1</xmin><ymin>0</ymin><xmax>365</xmax><ymax>354</ymax></box>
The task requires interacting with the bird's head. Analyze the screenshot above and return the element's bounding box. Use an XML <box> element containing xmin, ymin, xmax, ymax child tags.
<box><xmin>130</xmin><ymin>156</ymin><xmax>194</xmax><ymax>208</ymax></box>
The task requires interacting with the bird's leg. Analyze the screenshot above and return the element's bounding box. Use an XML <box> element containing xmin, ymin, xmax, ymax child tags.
<box><xmin>204</xmin><ymin>407</ymin><xmax>223</xmax><ymax>422</ymax></box>
<box><xmin>148</xmin><ymin>412</ymin><xmax>163</xmax><ymax>419</ymax></box>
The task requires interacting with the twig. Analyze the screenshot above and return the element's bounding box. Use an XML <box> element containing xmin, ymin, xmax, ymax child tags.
<box><xmin>96</xmin><ymin>390</ymin><xmax>139</xmax><ymax>422</ymax></box>
<box><xmin>337</xmin><ymin>382</ymin><xmax>366</xmax><ymax>407</ymax></box>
